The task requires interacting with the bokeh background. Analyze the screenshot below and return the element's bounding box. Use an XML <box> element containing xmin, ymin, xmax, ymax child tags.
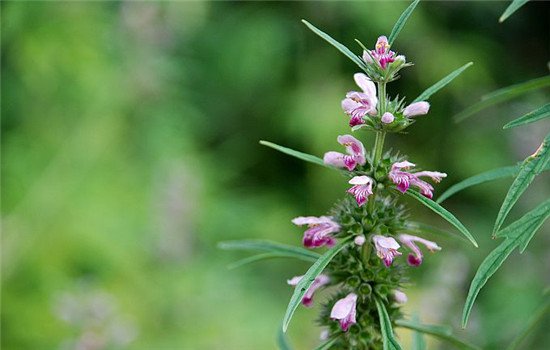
<box><xmin>2</xmin><ymin>1</ymin><xmax>549</xmax><ymax>349</ymax></box>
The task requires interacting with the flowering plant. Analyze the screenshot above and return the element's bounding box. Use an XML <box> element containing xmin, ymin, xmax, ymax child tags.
<box><xmin>221</xmin><ymin>1</ymin><xmax>487</xmax><ymax>348</ymax></box>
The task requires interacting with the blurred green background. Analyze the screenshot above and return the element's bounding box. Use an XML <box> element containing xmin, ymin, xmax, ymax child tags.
<box><xmin>2</xmin><ymin>1</ymin><xmax>549</xmax><ymax>349</ymax></box>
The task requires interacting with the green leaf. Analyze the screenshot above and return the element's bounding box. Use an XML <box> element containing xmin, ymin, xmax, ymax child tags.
<box><xmin>492</xmin><ymin>133</ymin><xmax>550</xmax><ymax>235</ymax></box>
<box><xmin>462</xmin><ymin>199</ymin><xmax>550</xmax><ymax>327</ymax></box>
<box><xmin>411</xmin><ymin>315</ymin><xmax>426</xmax><ymax>350</ymax></box>
<box><xmin>506</xmin><ymin>294</ymin><xmax>550</xmax><ymax>350</ymax></box>
<box><xmin>454</xmin><ymin>75</ymin><xmax>550</xmax><ymax>123</ymax></box>
<box><xmin>282</xmin><ymin>237</ymin><xmax>351</xmax><ymax>332</ymax></box>
<box><xmin>412</xmin><ymin>62</ymin><xmax>473</xmax><ymax>103</ymax></box>
<box><xmin>405</xmin><ymin>190</ymin><xmax>478</xmax><ymax>247</ymax></box>
<box><xmin>277</xmin><ymin>325</ymin><xmax>293</xmax><ymax>350</ymax></box>
<box><xmin>301</xmin><ymin>20</ymin><xmax>367</xmax><ymax>71</ymax></box>
<box><xmin>388</xmin><ymin>0</ymin><xmax>420</xmax><ymax>46</ymax></box>
<box><xmin>227</xmin><ymin>252</ymin><xmax>317</xmax><ymax>270</ymax></box>
<box><xmin>396</xmin><ymin>319</ymin><xmax>481</xmax><ymax>350</ymax></box>
<box><xmin>503</xmin><ymin>103</ymin><xmax>550</xmax><ymax>129</ymax></box>
<box><xmin>218</xmin><ymin>239</ymin><xmax>321</xmax><ymax>262</ymax></box>
<box><xmin>499</xmin><ymin>0</ymin><xmax>530</xmax><ymax>23</ymax></box>
<box><xmin>436</xmin><ymin>165</ymin><xmax>518</xmax><ymax>203</ymax></box>
<box><xmin>404</xmin><ymin>221</ymin><xmax>469</xmax><ymax>244</ymax></box>
<box><xmin>494</xmin><ymin>198</ymin><xmax>550</xmax><ymax>251</ymax></box>
<box><xmin>375</xmin><ymin>298</ymin><xmax>403</xmax><ymax>350</ymax></box>
<box><xmin>314</xmin><ymin>335</ymin><xmax>341</xmax><ymax>350</ymax></box>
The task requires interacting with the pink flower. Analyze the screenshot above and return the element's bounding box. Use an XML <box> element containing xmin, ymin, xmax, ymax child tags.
<box><xmin>330</xmin><ymin>293</ymin><xmax>357</xmax><ymax>332</ymax></box>
<box><xmin>292</xmin><ymin>216</ymin><xmax>340</xmax><ymax>248</ymax></box>
<box><xmin>388</xmin><ymin>161</ymin><xmax>447</xmax><ymax>199</ymax></box>
<box><xmin>398</xmin><ymin>234</ymin><xmax>441</xmax><ymax>266</ymax></box>
<box><xmin>347</xmin><ymin>176</ymin><xmax>374</xmax><ymax>206</ymax></box>
<box><xmin>341</xmin><ymin>73</ymin><xmax>378</xmax><ymax>127</ymax></box>
<box><xmin>381</xmin><ymin>112</ymin><xmax>395</xmax><ymax>124</ymax></box>
<box><xmin>354</xmin><ymin>235</ymin><xmax>366</xmax><ymax>246</ymax></box>
<box><xmin>323</xmin><ymin>135</ymin><xmax>366</xmax><ymax>171</ymax></box>
<box><xmin>363</xmin><ymin>36</ymin><xmax>396</xmax><ymax>69</ymax></box>
<box><xmin>372</xmin><ymin>235</ymin><xmax>402</xmax><ymax>267</ymax></box>
<box><xmin>287</xmin><ymin>274</ymin><xmax>330</xmax><ymax>307</ymax></box>
<box><xmin>393</xmin><ymin>290</ymin><xmax>408</xmax><ymax>304</ymax></box>
<box><xmin>403</xmin><ymin>101</ymin><xmax>430</xmax><ymax>117</ymax></box>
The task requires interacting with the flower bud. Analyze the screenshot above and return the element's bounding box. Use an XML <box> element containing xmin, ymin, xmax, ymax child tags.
<box><xmin>381</xmin><ymin>112</ymin><xmax>395</xmax><ymax>124</ymax></box>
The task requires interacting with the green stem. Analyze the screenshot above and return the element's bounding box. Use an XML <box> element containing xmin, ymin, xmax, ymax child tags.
<box><xmin>373</xmin><ymin>82</ymin><xmax>387</xmax><ymax>169</ymax></box>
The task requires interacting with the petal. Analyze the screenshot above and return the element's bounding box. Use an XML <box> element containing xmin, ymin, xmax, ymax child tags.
<box><xmin>337</xmin><ymin>134</ymin><xmax>365</xmax><ymax>157</ymax></box>
<box><xmin>403</xmin><ymin>101</ymin><xmax>430</xmax><ymax>117</ymax></box>
<box><xmin>348</xmin><ymin>175</ymin><xmax>373</xmax><ymax>185</ymax></box>
<box><xmin>287</xmin><ymin>275</ymin><xmax>303</xmax><ymax>286</ymax></box>
<box><xmin>323</xmin><ymin>151</ymin><xmax>346</xmax><ymax>168</ymax></box>
<box><xmin>330</xmin><ymin>293</ymin><xmax>357</xmax><ymax>319</ymax></box>
<box><xmin>354</xmin><ymin>73</ymin><xmax>376</xmax><ymax>97</ymax></box>
<box><xmin>392</xmin><ymin>161</ymin><xmax>415</xmax><ymax>170</ymax></box>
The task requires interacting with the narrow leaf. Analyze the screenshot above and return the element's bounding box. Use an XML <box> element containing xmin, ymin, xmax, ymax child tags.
<box><xmin>412</xmin><ymin>62</ymin><xmax>473</xmax><ymax>103</ymax></box>
<box><xmin>404</xmin><ymin>221</ymin><xmax>469</xmax><ymax>244</ymax></box>
<box><xmin>493</xmin><ymin>134</ymin><xmax>550</xmax><ymax>234</ymax></box>
<box><xmin>260</xmin><ymin>140</ymin><xmax>327</xmax><ymax>167</ymax></box>
<box><xmin>411</xmin><ymin>315</ymin><xmax>426</xmax><ymax>350</ymax></box>
<box><xmin>388</xmin><ymin>0</ymin><xmax>420</xmax><ymax>46</ymax></box>
<box><xmin>494</xmin><ymin>198</ymin><xmax>550</xmax><ymax>252</ymax></box>
<box><xmin>499</xmin><ymin>0</ymin><xmax>530</xmax><ymax>23</ymax></box>
<box><xmin>454</xmin><ymin>75</ymin><xmax>550</xmax><ymax>123</ymax></box>
<box><xmin>282</xmin><ymin>237</ymin><xmax>352</xmax><ymax>332</ymax></box>
<box><xmin>277</xmin><ymin>325</ymin><xmax>293</xmax><ymax>350</ymax></box>
<box><xmin>218</xmin><ymin>239</ymin><xmax>321</xmax><ymax>262</ymax></box>
<box><xmin>503</xmin><ymin>103</ymin><xmax>550</xmax><ymax>129</ymax></box>
<box><xmin>375</xmin><ymin>298</ymin><xmax>403</xmax><ymax>350</ymax></box>
<box><xmin>405</xmin><ymin>190</ymin><xmax>478</xmax><ymax>247</ymax></box>
<box><xmin>396</xmin><ymin>319</ymin><xmax>481</xmax><ymax>350</ymax></box>
<box><xmin>462</xmin><ymin>238</ymin><xmax>518</xmax><ymax>327</ymax></box>
<box><xmin>314</xmin><ymin>336</ymin><xmax>341</xmax><ymax>350</ymax></box>
<box><xmin>437</xmin><ymin>165</ymin><xmax>518</xmax><ymax>203</ymax></box>
<box><xmin>302</xmin><ymin>20</ymin><xmax>367</xmax><ymax>71</ymax></box>
<box><xmin>227</xmin><ymin>252</ymin><xmax>317</xmax><ymax>270</ymax></box>
<box><xmin>506</xmin><ymin>295</ymin><xmax>550</xmax><ymax>350</ymax></box>
<box><xmin>463</xmin><ymin>199</ymin><xmax>550</xmax><ymax>327</ymax></box>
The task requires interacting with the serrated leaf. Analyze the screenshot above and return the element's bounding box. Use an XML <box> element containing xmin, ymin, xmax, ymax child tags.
<box><xmin>503</xmin><ymin>103</ymin><xmax>550</xmax><ymax>129</ymax></box>
<box><xmin>396</xmin><ymin>319</ymin><xmax>481</xmax><ymax>350</ymax></box>
<box><xmin>388</xmin><ymin>0</ymin><xmax>420</xmax><ymax>46</ymax></box>
<box><xmin>277</xmin><ymin>325</ymin><xmax>293</xmax><ymax>350</ymax></box>
<box><xmin>412</xmin><ymin>62</ymin><xmax>473</xmax><ymax>103</ymax></box>
<box><xmin>506</xmin><ymin>294</ymin><xmax>550</xmax><ymax>350</ymax></box>
<box><xmin>282</xmin><ymin>237</ymin><xmax>351</xmax><ymax>332</ymax></box>
<box><xmin>493</xmin><ymin>133</ymin><xmax>550</xmax><ymax>234</ymax></box>
<box><xmin>499</xmin><ymin>0</ymin><xmax>530</xmax><ymax>23</ymax></box>
<box><xmin>454</xmin><ymin>75</ymin><xmax>550</xmax><ymax>123</ymax></box>
<box><xmin>227</xmin><ymin>252</ymin><xmax>317</xmax><ymax>270</ymax></box>
<box><xmin>314</xmin><ymin>335</ymin><xmax>341</xmax><ymax>350</ymax></box>
<box><xmin>375</xmin><ymin>298</ymin><xmax>403</xmax><ymax>350</ymax></box>
<box><xmin>301</xmin><ymin>20</ymin><xmax>367</xmax><ymax>71</ymax></box>
<box><xmin>462</xmin><ymin>199</ymin><xmax>550</xmax><ymax>327</ymax></box>
<box><xmin>218</xmin><ymin>239</ymin><xmax>321</xmax><ymax>262</ymax></box>
<box><xmin>405</xmin><ymin>190</ymin><xmax>478</xmax><ymax>247</ymax></box>
<box><xmin>437</xmin><ymin>165</ymin><xmax>519</xmax><ymax>203</ymax></box>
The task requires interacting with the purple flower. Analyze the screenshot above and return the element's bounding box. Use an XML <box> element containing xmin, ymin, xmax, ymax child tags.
<box><xmin>381</xmin><ymin>112</ymin><xmax>395</xmax><ymax>124</ymax></box>
<box><xmin>330</xmin><ymin>293</ymin><xmax>357</xmax><ymax>332</ymax></box>
<box><xmin>388</xmin><ymin>161</ymin><xmax>447</xmax><ymax>199</ymax></box>
<box><xmin>393</xmin><ymin>290</ymin><xmax>408</xmax><ymax>304</ymax></box>
<box><xmin>292</xmin><ymin>216</ymin><xmax>340</xmax><ymax>248</ymax></box>
<box><xmin>287</xmin><ymin>274</ymin><xmax>330</xmax><ymax>307</ymax></box>
<box><xmin>372</xmin><ymin>235</ymin><xmax>402</xmax><ymax>267</ymax></box>
<box><xmin>403</xmin><ymin>101</ymin><xmax>430</xmax><ymax>117</ymax></box>
<box><xmin>398</xmin><ymin>234</ymin><xmax>441</xmax><ymax>266</ymax></box>
<box><xmin>363</xmin><ymin>36</ymin><xmax>396</xmax><ymax>69</ymax></box>
<box><xmin>347</xmin><ymin>176</ymin><xmax>374</xmax><ymax>206</ymax></box>
<box><xmin>341</xmin><ymin>73</ymin><xmax>378</xmax><ymax>127</ymax></box>
<box><xmin>323</xmin><ymin>135</ymin><xmax>366</xmax><ymax>171</ymax></box>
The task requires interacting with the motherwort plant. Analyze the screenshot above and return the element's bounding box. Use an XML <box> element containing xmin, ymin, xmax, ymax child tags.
<box><xmin>221</xmin><ymin>2</ymin><xmax>481</xmax><ymax>349</ymax></box>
